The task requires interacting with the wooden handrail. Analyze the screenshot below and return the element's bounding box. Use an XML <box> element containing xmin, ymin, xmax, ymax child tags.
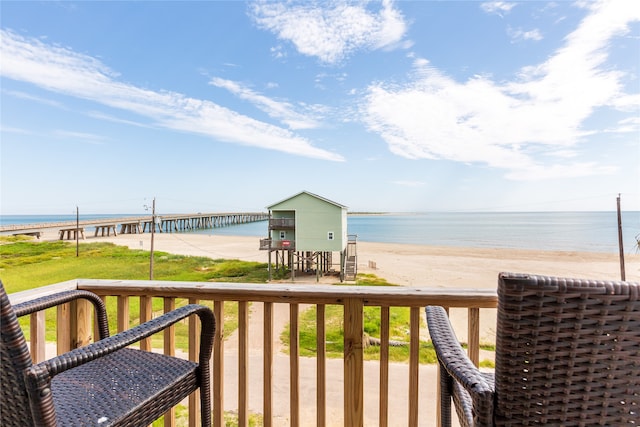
<box><xmin>10</xmin><ymin>279</ymin><xmax>498</xmax><ymax>427</ymax></box>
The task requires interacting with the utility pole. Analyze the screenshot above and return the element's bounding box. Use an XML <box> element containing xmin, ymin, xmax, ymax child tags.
<box><xmin>617</xmin><ymin>194</ymin><xmax>625</xmax><ymax>281</ymax></box>
<box><xmin>150</xmin><ymin>198</ymin><xmax>156</xmax><ymax>280</ymax></box>
<box><xmin>76</xmin><ymin>206</ymin><xmax>79</xmax><ymax>257</ymax></box>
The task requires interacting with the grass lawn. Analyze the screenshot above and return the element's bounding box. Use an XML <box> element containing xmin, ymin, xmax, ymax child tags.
<box><xmin>0</xmin><ymin>237</ymin><xmax>274</xmax><ymax>347</ymax></box>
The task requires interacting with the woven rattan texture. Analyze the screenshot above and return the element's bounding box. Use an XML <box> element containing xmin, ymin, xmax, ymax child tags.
<box><xmin>428</xmin><ymin>273</ymin><xmax>640</xmax><ymax>427</ymax></box>
<box><xmin>52</xmin><ymin>348</ymin><xmax>197</xmax><ymax>425</ymax></box>
<box><xmin>0</xmin><ymin>281</ymin><xmax>215</xmax><ymax>427</ymax></box>
<box><xmin>1</xmin><ymin>284</ymin><xmax>36</xmax><ymax>426</ymax></box>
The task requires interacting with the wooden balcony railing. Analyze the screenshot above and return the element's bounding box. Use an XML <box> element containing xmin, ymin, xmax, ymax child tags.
<box><xmin>260</xmin><ymin>238</ymin><xmax>296</xmax><ymax>251</ymax></box>
<box><xmin>9</xmin><ymin>279</ymin><xmax>497</xmax><ymax>427</ymax></box>
<box><xmin>269</xmin><ymin>218</ymin><xmax>296</xmax><ymax>230</ymax></box>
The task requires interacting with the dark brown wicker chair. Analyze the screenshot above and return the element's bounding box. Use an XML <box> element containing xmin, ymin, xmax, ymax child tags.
<box><xmin>426</xmin><ymin>272</ymin><xmax>640</xmax><ymax>426</ymax></box>
<box><xmin>0</xmin><ymin>281</ymin><xmax>215</xmax><ymax>426</ymax></box>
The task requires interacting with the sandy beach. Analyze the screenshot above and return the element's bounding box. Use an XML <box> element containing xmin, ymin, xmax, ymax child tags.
<box><xmin>42</xmin><ymin>229</ymin><xmax>638</xmax><ymax>285</ymax></box>
<box><xmin>30</xmin><ymin>229</ymin><xmax>640</xmax><ymax>426</ymax></box>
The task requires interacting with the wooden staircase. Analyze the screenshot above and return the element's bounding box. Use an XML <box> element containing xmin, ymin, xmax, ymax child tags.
<box><xmin>344</xmin><ymin>235</ymin><xmax>358</xmax><ymax>281</ymax></box>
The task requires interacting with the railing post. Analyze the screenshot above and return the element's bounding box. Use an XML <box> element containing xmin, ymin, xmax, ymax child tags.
<box><xmin>344</xmin><ymin>297</ymin><xmax>364</xmax><ymax>427</ymax></box>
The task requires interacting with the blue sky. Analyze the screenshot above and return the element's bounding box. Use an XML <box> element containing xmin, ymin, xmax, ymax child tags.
<box><xmin>1</xmin><ymin>0</ymin><xmax>638</xmax><ymax>215</ymax></box>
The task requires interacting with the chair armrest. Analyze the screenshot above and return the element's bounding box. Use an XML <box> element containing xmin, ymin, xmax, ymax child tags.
<box><xmin>33</xmin><ymin>303</ymin><xmax>215</xmax><ymax>378</ymax></box>
<box><xmin>14</xmin><ymin>290</ymin><xmax>110</xmax><ymax>339</ymax></box>
<box><xmin>426</xmin><ymin>306</ymin><xmax>493</xmax><ymax>398</ymax></box>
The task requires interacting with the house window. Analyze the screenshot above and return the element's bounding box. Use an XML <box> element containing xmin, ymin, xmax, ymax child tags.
<box><xmin>327</xmin><ymin>231</ymin><xmax>334</xmax><ymax>240</ymax></box>
<box><xmin>280</xmin><ymin>231</ymin><xmax>286</xmax><ymax>239</ymax></box>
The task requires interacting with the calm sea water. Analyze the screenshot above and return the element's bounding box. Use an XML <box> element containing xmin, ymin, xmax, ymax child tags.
<box><xmin>2</xmin><ymin>212</ymin><xmax>639</xmax><ymax>254</ymax></box>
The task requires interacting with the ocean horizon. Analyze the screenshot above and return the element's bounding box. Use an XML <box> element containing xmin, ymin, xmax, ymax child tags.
<box><xmin>1</xmin><ymin>211</ymin><xmax>639</xmax><ymax>254</ymax></box>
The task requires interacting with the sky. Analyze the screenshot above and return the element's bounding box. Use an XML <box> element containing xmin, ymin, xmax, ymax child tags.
<box><xmin>1</xmin><ymin>0</ymin><xmax>639</xmax><ymax>215</ymax></box>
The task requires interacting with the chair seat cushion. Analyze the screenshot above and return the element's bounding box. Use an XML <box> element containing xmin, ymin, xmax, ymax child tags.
<box><xmin>52</xmin><ymin>348</ymin><xmax>198</xmax><ymax>426</ymax></box>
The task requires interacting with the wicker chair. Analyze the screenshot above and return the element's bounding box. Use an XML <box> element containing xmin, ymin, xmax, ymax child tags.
<box><xmin>426</xmin><ymin>272</ymin><xmax>640</xmax><ymax>426</ymax></box>
<box><xmin>0</xmin><ymin>281</ymin><xmax>215</xmax><ymax>426</ymax></box>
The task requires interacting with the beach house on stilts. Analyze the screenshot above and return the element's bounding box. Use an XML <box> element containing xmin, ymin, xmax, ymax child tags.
<box><xmin>259</xmin><ymin>191</ymin><xmax>357</xmax><ymax>282</ymax></box>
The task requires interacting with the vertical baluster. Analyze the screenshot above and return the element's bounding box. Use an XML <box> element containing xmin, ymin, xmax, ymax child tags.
<box><xmin>316</xmin><ymin>304</ymin><xmax>326</xmax><ymax>427</ymax></box>
<box><xmin>117</xmin><ymin>296</ymin><xmax>129</xmax><ymax>333</ymax></box>
<box><xmin>57</xmin><ymin>303</ymin><xmax>71</xmax><ymax>355</ymax></box>
<box><xmin>140</xmin><ymin>295</ymin><xmax>152</xmax><ymax>351</ymax></box>
<box><xmin>408</xmin><ymin>307</ymin><xmax>420</xmax><ymax>426</ymax></box>
<box><xmin>213</xmin><ymin>300</ymin><xmax>224</xmax><ymax>427</ymax></box>
<box><xmin>164</xmin><ymin>297</ymin><xmax>176</xmax><ymax>427</ymax></box>
<box><xmin>290</xmin><ymin>303</ymin><xmax>300</xmax><ymax>426</ymax></box>
<box><xmin>70</xmin><ymin>299</ymin><xmax>91</xmax><ymax>349</ymax></box>
<box><xmin>379</xmin><ymin>306</ymin><xmax>390</xmax><ymax>427</ymax></box>
<box><xmin>30</xmin><ymin>310</ymin><xmax>45</xmax><ymax>363</ymax></box>
<box><xmin>239</xmin><ymin>301</ymin><xmax>249</xmax><ymax>427</ymax></box>
<box><xmin>468</xmin><ymin>307</ymin><xmax>480</xmax><ymax>367</ymax></box>
<box><xmin>264</xmin><ymin>302</ymin><xmax>274</xmax><ymax>427</ymax></box>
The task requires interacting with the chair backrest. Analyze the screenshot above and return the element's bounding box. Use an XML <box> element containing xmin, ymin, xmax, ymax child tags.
<box><xmin>494</xmin><ymin>273</ymin><xmax>640</xmax><ymax>425</ymax></box>
<box><xmin>0</xmin><ymin>281</ymin><xmax>36</xmax><ymax>426</ymax></box>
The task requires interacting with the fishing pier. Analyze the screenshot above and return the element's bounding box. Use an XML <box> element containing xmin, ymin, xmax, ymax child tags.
<box><xmin>1</xmin><ymin>212</ymin><xmax>268</xmax><ymax>240</ymax></box>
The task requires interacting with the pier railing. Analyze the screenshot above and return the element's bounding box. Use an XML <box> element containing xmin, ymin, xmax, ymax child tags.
<box><xmin>10</xmin><ymin>279</ymin><xmax>497</xmax><ymax>427</ymax></box>
<box><xmin>0</xmin><ymin>212</ymin><xmax>269</xmax><ymax>237</ymax></box>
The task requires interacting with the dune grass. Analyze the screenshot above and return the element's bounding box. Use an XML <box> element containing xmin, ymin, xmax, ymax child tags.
<box><xmin>0</xmin><ymin>237</ymin><xmax>271</xmax><ymax>348</ymax></box>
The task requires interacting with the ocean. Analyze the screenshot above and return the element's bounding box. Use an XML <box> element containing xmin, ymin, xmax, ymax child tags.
<box><xmin>1</xmin><ymin>212</ymin><xmax>639</xmax><ymax>254</ymax></box>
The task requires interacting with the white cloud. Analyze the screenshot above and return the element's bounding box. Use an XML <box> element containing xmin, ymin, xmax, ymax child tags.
<box><xmin>508</xmin><ymin>27</ymin><xmax>543</xmax><ymax>43</ymax></box>
<box><xmin>0</xmin><ymin>29</ymin><xmax>343</xmax><ymax>162</ymax></box>
<box><xmin>53</xmin><ymin>129</ymin><xmax>106</xmax><ymax>144</ymax></box>
<box><xmin>0</xmin><ymin>125</ymin><xmax>34</xmax><ymax>135</ymax></box>
<box><xmin>209</xmin><ymin>77</ymin><xmax>325</xmax><ymax>130</ymax></box>
<box><xmin>86</xmin><ymin>111</ymin><xmax>152</xmax><ymax>128</ymax></box>
<box><xmin>249</xmin><ymin>0</ymin><xmax>408</xmax><ymax>65</ymax></box>
<box><xmin>480</xmin><ymin>2</ymin><xmax>516</xmax><ymax>16</ymax></box>
<box><xmin>361</xmin><ymin>0</ymin><xmax>639</xmax><ymax>180</ymax></box>
<box><xmin>2</xmin><ymin>89</ymin><xmax>64</xmax><ymax>108</ymax></box>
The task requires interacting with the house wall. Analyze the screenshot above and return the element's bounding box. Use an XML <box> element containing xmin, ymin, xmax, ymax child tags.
<box><xmin>269</xmin><ymin>192</ymin><xmax>346</xmax><ymax>252</ymax></box>
<box><xmin>271</xmin><ymin>210</ymin><xmax>296</xmax><ymax>243</ymax></box>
